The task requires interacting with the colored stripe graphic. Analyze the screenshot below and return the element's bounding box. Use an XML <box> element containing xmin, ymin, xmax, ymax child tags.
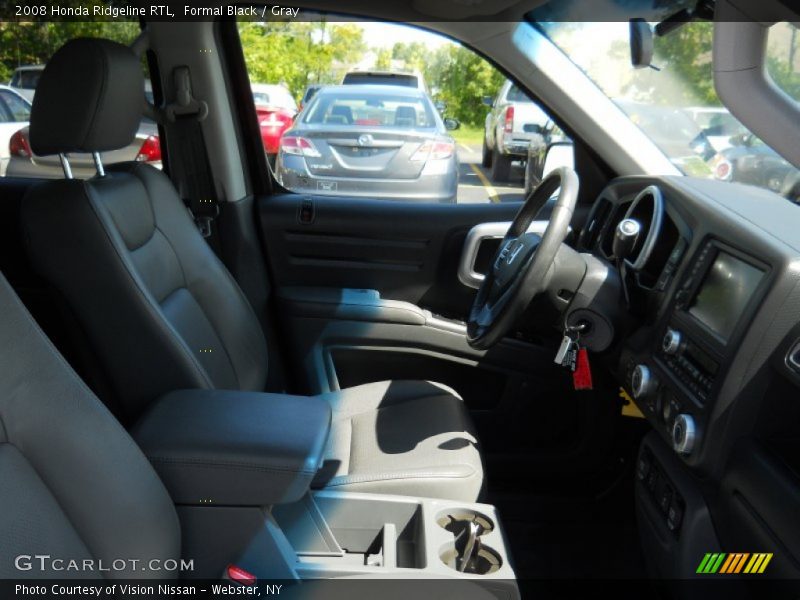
<box><xmin>744</xmin><ymin>553</ymin><xmax>773</xmax><ymax>574</ymax></box>
<box><xmin>719</xmin><ymin>554</ymin><xmax>736</xmax><ymax>574</ymax></box>
<box><xmin>697</xmin><ymin>553</ymin><xmax>713</xmax><ymax>574</ymax></box>
<box><xmin>699</xmin><ymin>552</ymin><xmax>773</xmax><ymax>574</ymax></box>
<box><xmin>710</xmin><ymin>553</ymin><xmax>726</xmax><ymax>573</ymax></box>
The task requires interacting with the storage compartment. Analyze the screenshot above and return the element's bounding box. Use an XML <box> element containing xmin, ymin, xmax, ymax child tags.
<box><xmin>272</xmin><ymin>490</ymin><xmax>519</xmax><ymax>594</ymax></box>
<box><xmin>273</xmin><ymin>493</ymin><xmax>425</xmax><ymax>569</ymax></box>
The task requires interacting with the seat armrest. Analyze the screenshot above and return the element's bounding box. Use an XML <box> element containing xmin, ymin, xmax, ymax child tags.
<box><xmin>277</xmin><ymin>287</ymin><xmax>427</xmax><ymax>325</ymax></box>
<box><xmin>132</xmin><ymin>389</ymin><xmax>331</xmax><ymax>507</ymax></box>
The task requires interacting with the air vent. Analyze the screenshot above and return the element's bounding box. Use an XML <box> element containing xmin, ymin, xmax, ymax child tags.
<box><xmin>581</xmin><ymin>198</ymin><xmax>612</xmax><ymax>250</ymax></box>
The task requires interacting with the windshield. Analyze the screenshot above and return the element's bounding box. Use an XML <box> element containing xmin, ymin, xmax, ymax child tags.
<box><xmin>538</xmin><ymin>21</ymin><xmax>800</xmax><ymax>201</ymax></box>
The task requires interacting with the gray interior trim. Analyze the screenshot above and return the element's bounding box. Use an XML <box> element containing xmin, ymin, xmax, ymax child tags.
<box><xmin>714</xmin><ymin>4</ymin><xmax>800</xmax><ymax>171</ymax></box>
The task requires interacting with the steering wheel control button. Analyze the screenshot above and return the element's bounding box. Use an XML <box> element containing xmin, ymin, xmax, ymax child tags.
<box><xmin>631</xmin><ymin>364</ymin><xmax>656</xmax><ymax>399</ymax></box>
<box><xmin>662</xmin><ymin>328</ymin><xmax>683</xmax><ymax>355</ymax></box>
<box><xmin>672</xmin><ymin>414</ymin><xmax>697</xmax><ymax>455</ymax></box>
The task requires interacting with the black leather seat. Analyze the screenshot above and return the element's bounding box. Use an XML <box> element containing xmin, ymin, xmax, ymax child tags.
<box><xmin>0</xmin><ymin>272</ymin><xmax>499</xmax><ymax>597</ymax></box>
<box><xmin>21</xmin><ymin>38</ymin><xmax>484</xmax><ymax>502</ymax></box>
<box><xmin>0</xmin><ymin>272</ymin><xmax>180</xmax><ymax>579</ymax></box>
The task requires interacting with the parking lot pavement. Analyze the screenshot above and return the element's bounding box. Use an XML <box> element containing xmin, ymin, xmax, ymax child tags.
<box><xmin>456</xmin><ymin>143</ymin><xmax>526</xmax><ymax>204</ymax></box>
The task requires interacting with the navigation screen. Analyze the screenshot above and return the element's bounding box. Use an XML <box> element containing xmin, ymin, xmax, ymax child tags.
<box><xmin>688</xmin><ymin>252</ymin><xmax>764</xmax><ymax>341</ymax></box>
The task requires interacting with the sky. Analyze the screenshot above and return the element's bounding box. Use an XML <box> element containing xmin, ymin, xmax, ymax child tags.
<box><xmin>356</xmin><ymin>22</ymin><xmax>453</xmax><ymax>50</ymax></box>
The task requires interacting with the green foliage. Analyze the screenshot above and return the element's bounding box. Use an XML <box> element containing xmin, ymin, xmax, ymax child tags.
<box><xmin>0</xmin><ymin>19</ymin><xmax>139</xmax><ymax>82</ymax></box>
<box><xmin>767</xmin><ymin>55</ymin><xmax>800</xmax><ymax>101</ymax></box>
<box><xmin>652</xmin><ymin>21</ymin><xmax>718</xmax><ymax>105</ymax></box>
<box><xmin>392</xmin><ymin>42</ymin><xmax>503</xmax><ymax>127</ymax></box>
<box><xmin>374</xmin><ymin>48</ymin><xmax>392</xmax><ymax>70</ymax></box>
<box><xmin>238</xmin><ymin>21</ymin><xmax>367</xmax><ymax>101</ymax></box>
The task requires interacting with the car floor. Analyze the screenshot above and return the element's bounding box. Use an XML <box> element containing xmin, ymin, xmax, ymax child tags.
<box><xmin>486</xmin><ymin>421</ymin><xmax>654</xmax><ymax>597</ymax></box>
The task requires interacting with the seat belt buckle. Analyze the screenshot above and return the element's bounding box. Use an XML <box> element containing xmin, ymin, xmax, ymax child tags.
<box><xmin>195</xmin><ymin>216</ymin><xmax>212</xmax><ymax>238</ymax></box>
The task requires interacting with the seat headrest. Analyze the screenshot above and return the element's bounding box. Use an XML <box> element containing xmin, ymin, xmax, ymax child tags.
<box><xmin>30</xmin><ymin>38</ymin><xmax>144</xmax><ymax>156</ymax></box>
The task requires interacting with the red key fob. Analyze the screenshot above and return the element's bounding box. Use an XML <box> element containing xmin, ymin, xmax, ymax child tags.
<box><xmin>572</xmin><ymin>348</ymin><xmax>593</xmax><ymax>391</ymax></box>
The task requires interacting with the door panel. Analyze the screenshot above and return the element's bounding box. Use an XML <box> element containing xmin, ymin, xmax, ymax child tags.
<box><xmin>258</xmin><ymin>193</ymin><xmax>521</xmax><ymax>318</ymax></box>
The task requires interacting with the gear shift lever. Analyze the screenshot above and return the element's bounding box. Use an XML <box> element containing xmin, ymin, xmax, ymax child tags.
<box><xmin>613</xmin><ymin>218</ymin><xmax>641</xmax><ymax>260</ymax></box>
<box><xmin>613</xmin><ymin>218</ymin><xmax>641</xmax><ymax>307</ymax></box>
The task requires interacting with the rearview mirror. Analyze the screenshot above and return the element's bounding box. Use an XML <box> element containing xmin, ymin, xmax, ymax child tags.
<box><xmin>629</xmin><ymin>18</ymin><xmax>654</xmax><ymax>69</ymax></box>
<box><xmin>444</xmin><ymin>118</ymin><xmax>460</xmax><ymax>131</ymax></box>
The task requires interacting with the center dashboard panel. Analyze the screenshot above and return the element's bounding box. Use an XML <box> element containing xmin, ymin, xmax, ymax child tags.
<box><xmin>580</xmin><ymin>175</ymin><xmax>800</xmax><ymax>581</ymax></box>
<box><xmin>578</xmin><ymin>177</ymin><xmax>783</xmax><ymax>468</ymax></box>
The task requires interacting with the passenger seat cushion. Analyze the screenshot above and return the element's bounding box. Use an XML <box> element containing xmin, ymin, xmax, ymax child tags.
<box><xmin>314</xmin><ymin>381</ymin><xmax>484</xmax><ymax>502</ymax></box>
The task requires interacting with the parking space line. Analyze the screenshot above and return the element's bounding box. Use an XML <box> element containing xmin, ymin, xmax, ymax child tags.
<box><xmin>458</xmin><ymin>143</ymin><xmax>474</xmax><ymax>153</ymax></box>
<box><xmin>469</xmin><ymin>163</ymin><xmax>499</xmax><ymax>203</ymax></box>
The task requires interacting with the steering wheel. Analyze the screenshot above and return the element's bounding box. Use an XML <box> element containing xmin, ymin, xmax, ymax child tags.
<box><xmin>466</xmin><ymin>167</ymin><xmax>580</xmax><ymax>350</ymax></box>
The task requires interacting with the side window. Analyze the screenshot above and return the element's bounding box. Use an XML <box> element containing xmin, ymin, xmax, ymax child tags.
<box><xmin>0</xmin><ymin>23</ymin><xmax>161</xmax><ymax>180</ymax></box>
<box><xmin>0</xmin><ymin>97</ymin><xmax>12</xmax><ymax>123</ymax></box>
<box><xmin>767</xmin><ymin>22</ymin><xmax>800</xmax><ymax>102</ymax></box>
<box><xmin>0</xmin><ymin>91</ymin><xmax>31</xmax><ymax>122</ymax></box>
<box><xmin>237</xmin><ymin>16</ymin><xmax>569</xmax><ymax>204</ymax></box>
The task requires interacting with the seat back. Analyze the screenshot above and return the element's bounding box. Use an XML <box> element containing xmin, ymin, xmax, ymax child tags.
<box><xmin>0</xmin><ymin>272</ymin><xmax>180</xmax><ymax>578</ymax></box>
<box><xmin>328</xmin><ymin>104</ymin><xmax>354</xmax><ymax>124</ymax></box>
<box><xmin>21</xmin><ymin>39</ymin><xmax>268</xmax><ymax>421</ymax></box>
<box><xmin>394</xmin><ymin>105</ymin><xmax>417</xmax><ymax>127</ymax></box>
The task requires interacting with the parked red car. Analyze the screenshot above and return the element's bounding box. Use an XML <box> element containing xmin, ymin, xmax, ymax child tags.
<box><xmin>252</xmin><ymin>83</ymin><xmax>297</xmax><ymax>156</ymax></box>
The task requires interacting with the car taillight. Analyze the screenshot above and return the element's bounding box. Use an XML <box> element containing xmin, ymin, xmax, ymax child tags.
<box><xmin>411</xmin><ymin>140</ymin><xmax>455</xmax><ymax>161</ymax></box>
<box><xmin>712</xmin><ymin>157</ymin><xmax>732</xmax><ymax>181</ymax></box>
<box><xmin>260</xmin><ymin>112</ymin><xmax>281</xmax><ymax>125</ymax></box>
<box><xmin>504</xmin><ymin>105</ymin><xmax>514</xmax><ymax>133</ymax></box>
<box><xmin>280</xmin><ymin>136</ymin><xmax>321</xmax><ymax>158</ymax></box>
<box><xmin>9</xmin><ymin>129</ymin><xmax>31</xmax><ymax>158</ymax></box>
<box><xmin>136</xmin><ymin>135</ymin><xmax>162</xmax><ymax>162</ymax></box>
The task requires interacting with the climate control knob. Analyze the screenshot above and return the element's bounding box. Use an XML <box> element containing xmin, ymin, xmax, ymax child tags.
<box><xmin>672</xmin><ymin>414</ymin><xmax>697</xmax><ymax>455</ymax></box>
<box><xmin>662</xmin><ymin>328</ymin><xmax>683</xmax><ymax>355</ymax></box>
<box><xmin>631</xmin><ymin>364</ymin><xmax>657</xmax><ymax>399</ymax></box>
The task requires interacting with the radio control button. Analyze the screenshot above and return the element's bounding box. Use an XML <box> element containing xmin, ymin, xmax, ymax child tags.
<box><xmin>632</xmin><ymin>364</ymin><xmax>657</xmax><ymax>399</ymax></box>
<box><xmin>672</xmin><ymin>414</ymin><xmax>697</xmax><ymax>455</ymax></box>
<box><xmin>662</xmin><ymin>329</ymin><xmax>683</xmax><ymax>355</ymax></box>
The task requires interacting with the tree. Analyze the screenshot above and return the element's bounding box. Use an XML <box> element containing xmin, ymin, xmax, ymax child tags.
<box><xmin>428</xmin><ymin>45</ymin><xmax>503</xmax><ymax>126</ymax></box>
<box><xmin>0</xmin><ymin>19</ymin><xmax>139</xmax><ymax>81</ymax></box>
<box><xmin>375</xmin><ymin>48</ymin><xmax>392</xmax><ymax>70</ymax></box>
<box><xmin>238</xmin><ymin>21</ymin><xmax>367</xmax><ymax>99</ymax></box>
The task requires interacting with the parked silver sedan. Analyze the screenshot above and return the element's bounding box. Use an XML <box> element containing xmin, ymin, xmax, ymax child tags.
<box><xmin>276</xmin><ymin>85</ymin><xmax>459</xmax><ymax>203</ymax></box>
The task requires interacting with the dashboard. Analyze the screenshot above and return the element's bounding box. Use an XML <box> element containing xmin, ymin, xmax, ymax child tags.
<box><xmin>576</xmin><ymin>175</ymin><xmax>800</xmax><ymax>580</ymax></box>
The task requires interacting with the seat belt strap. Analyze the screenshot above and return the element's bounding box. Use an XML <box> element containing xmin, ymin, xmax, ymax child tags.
<box><xmin>165</xmin><ymin>66</ymin><xmax>218</xmax><ymax>238</ymax></box>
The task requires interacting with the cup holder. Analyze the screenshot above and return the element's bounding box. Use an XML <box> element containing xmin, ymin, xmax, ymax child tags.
<box><xmin>440</xmin><ymin>542</ymin><xmax>502</xmax><ymax>575</ymax></box>
<box><xmin>436</xmin><ymin>509</ymin><xmax>494</xmax><ymax>536</ymax></box>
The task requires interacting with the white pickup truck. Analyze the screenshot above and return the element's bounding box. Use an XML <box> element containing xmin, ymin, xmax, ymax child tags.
<box><xmin>482</xmin><ymin>80</ymin><xmax>550</xmax><ymax>182</ymax></box>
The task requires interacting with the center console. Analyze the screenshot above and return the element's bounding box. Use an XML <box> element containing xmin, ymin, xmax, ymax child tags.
<box><xmin>273</xmin><ymin>490</ymin><xmax>517</xmax><ymax>590</ymax></box>
<box><xmin>132</xmin><ymin>388</ymin><xmax>518</xmax><ymax>598</ymax></box>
